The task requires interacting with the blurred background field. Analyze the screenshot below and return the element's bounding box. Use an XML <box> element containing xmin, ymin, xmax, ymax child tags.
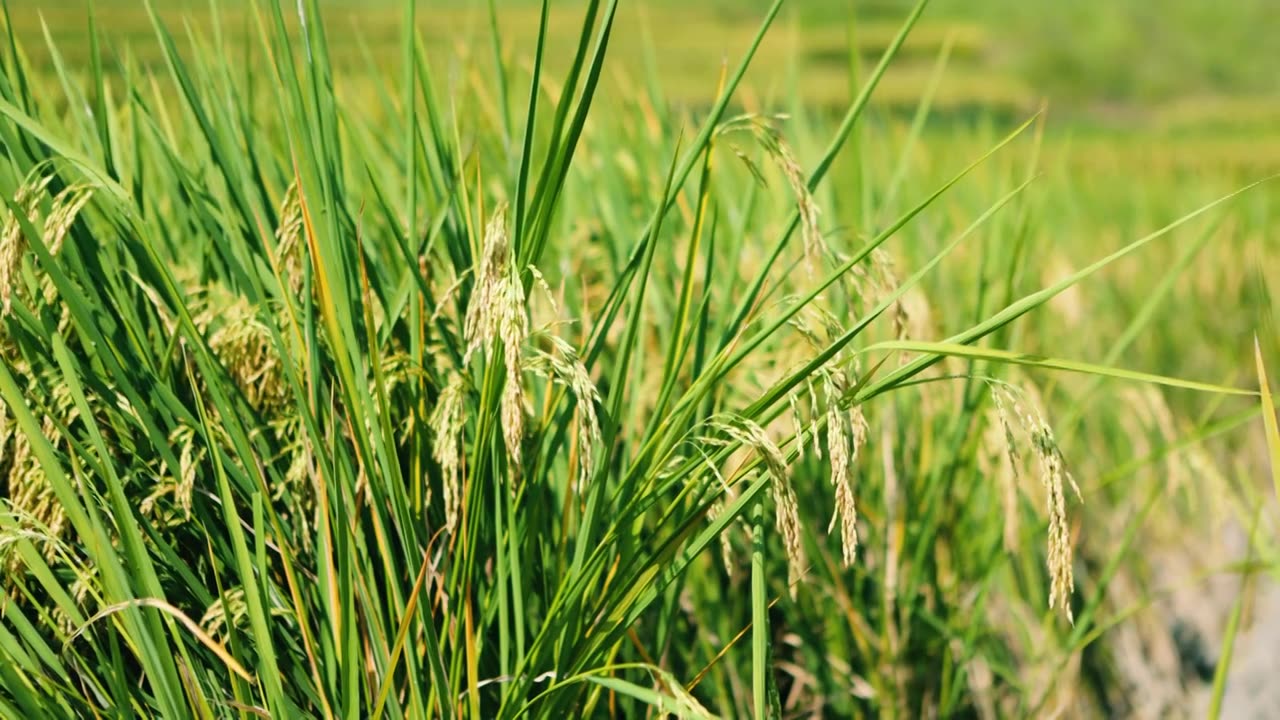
<box><xmin>3</xmin><ymin>1</ymin><xmax>1279</xmax><ymax>717</ymax></box>
<box><xmin>15</xmin><ymin>0</ymin><xmax>1280</xmax><ymax>233</ymax></box>
<box><xmin>16</xmin><ymin>0</ymin><xmax>1280</xmax><ymax>225</ymax></box>
<box><xmin>13</xmin><ymin>1</ymin><xmax>1280</xmax><ymax>113</ymax></box>
<box><xmin>15</xmin><ymin>0</ymin><xmax>1280</xmax><ymax>119</ymax></box>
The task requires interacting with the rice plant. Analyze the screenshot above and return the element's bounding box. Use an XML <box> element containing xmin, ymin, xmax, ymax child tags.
<box><xmin>0</xmin><ymin>0</ymin><xmax>1273</xmax><ymax>717</ymax></box>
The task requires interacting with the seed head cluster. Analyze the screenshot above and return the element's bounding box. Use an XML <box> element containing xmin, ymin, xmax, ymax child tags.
<box><xmin>988</xmin><ymin>382</ymin><xmax>1081</xmax><ymax>622</ymax></box>
<box><xmin>714</xmin><ymin>416</ymin><xmax>805</xmax><ymax>596</ymax></box>
<box><xmin>430</xmin><ymin>373</ymin><xmax>468</xmax><ymax>534</ymax></box>
<box><xmin>141</xmin><ymin>424</ymin><xmax>203</xmax><ymax>524</ymax></box>
<box><xmin>193</xmin><ymin>287</ymin><xmax>290</xmax><ymax>414</ymax></box>
<box><xmin>200</xmin><ymin>586</ymin><xmax>290</xmax><ymax>640</ymax></box>
<box><xmin>526</xmin><ymin>332</ymin><xmax>602</xmax><ymax>491</ymax></box>
<box><xmin>1</xmin><ymin>174</ymin><xmax>93</xmax><ymax>319</ymax></box>
<box><xmin>788</xmin><ymin>309</ymin><xmax>868</xmax><ymax>568</ymax></box>
<box><xmin>273</xmin><ymin>181</ymin><xmax>306</xmax><ymax>296</ymax></box>
<box><xmin>717</xmin><ymin>114</ymin><xmax>824</xmax><ymax>269</ymax></box>
<box><xmin>463</xmin><ymin>204</ymin><xmax>528</xmax><ymax>472</ymax></box>
<box><xmin>824</xmin><ymin>370</ymin><xmax>870</xmax><ymax>569</ymax></box>
<box><xmin>2</xmin><ymin>371</ymin><xmax>80</xmax><ymax>563</ymax></box>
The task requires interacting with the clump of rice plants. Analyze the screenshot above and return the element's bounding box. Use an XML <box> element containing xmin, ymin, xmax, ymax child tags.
<box><xmin>0</xmin><ymin>0</ymin><xmax>1272</xmax><ymax>717</ymax></box>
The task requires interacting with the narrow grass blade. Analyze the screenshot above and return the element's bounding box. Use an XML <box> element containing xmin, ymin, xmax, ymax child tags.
<box><xmin>864</xmin><ymin>340</ymin><xmax>1257</xmax><ymax>397</ymax></box>
<box><xmin>1257</xmin><ymin>337</ymin><xmax>1280</xmax><ymax>505</ymax></box>
<box><xmin>1208</xmin><ymin>507</ymin><xmax>1262</xmax><ymax>720</ymax></box>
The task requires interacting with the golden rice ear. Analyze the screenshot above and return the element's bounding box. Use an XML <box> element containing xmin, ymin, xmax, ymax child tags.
<box><xmin>42</xmin><ymin>185</ymin><xmax>94</xmax><ymax>253</ymax></box>
<box><xmin>462</xmin><ymin>203</ymin><xmax>512</xmax><ymax>366</ymax></box>
<box><xmin>759</xmin><ymin>127</ymin><xmax>823</xmax><ymax>272</ymax></box>
<box><xmin>784</xmin><ymin>302</ymin><xmax>872</xmax><ymax>571</ymax></box>
<box><xmin>202</xmin><ymin>292</ymin><xmax>289</xmax><ymax>414</ymax></box>
<box><xmin>822</xmin><ymin>371</ymin><xmax>855</xmax><ymax>567</ymax></box>
<box><xmin>526</xmin><ymin>333</ymin><xmax>602</xmax><ymax>492</ymax></box>
<box><xmin>0</xmin><ymin>174</ymin><xmax>54</xmax><ymax>318</ymax></box>
<box><xmin>807</xmin><ymin>377</ymin><xmax>823</xmax><ymax>459</ymax></box>
<box><xmin>706</xmin><ymin>496</ymin><xmax>735</xmax><ymax>578</ymax></box>
<box><xmin>498</xmin><ymin>258</ymin><xmax>528</xmax><ymax>472</ymax></box>
<box><xmin>525</xmin><ymin>263</ymin><xmax>560</xmax><ymax>319</ymax></box>
<box><xmin>989</xmin><ymin>381</ymin><xmax>1080</xmax><ymax>623</ymax></box>
<box><xmin>1031</xmin><ymin>420</ymin><xmax>1079</xmax><ymax>624</ymax></box>
<box><xmin>0</xmin><ymin>178</ymin><xmax>94</xmax><ymax>320</ymax></box>
<box><xmin>459</xmin><ymin>203</ymin><xmax>528</xmax><ymax>475</ymax></box>
<box><xmin>840</xmin><ymin>404</ymin><xmax>870</xmax><ymax>568</ymax></box>
<box><xmin>788</xmin><ymin>390</ymin><xmax>806</xmax><ymax>461</ymax></box>
<box><xmin>713</xmin><ymin>416</ymin><xmax>806</xmax><ymax>597</ymax></box>
<box><xmin>873</xmin><ymin>251</ymin><xmax>913</xmax><ymax>354</ymax></box>
<box><xmin>989</xmin><ymin>388</ymin><xmax>1024</xmax><ymax>553</ymax></box>
<box><xmin>682</xmin><ymin>442</ymin><xmax>737</xmax><ymax>578</ymax></box>
<box><xmin>4</xmin><ymin>377</ymin><xmax>80</xmax><ymax>564</ymax></box>
<box><xmin>141</xmin><ymin>424</ymin><xmax>203</xmax><ymax>525</ymax></box>
<box><xmin>716</xmin><ymin>114</ymin><xmax>824</xmax><ymax>271</ymax></box>
<box><xmin>200</xmin><ymin>587</ymin><xmax>248</xmax><ymax>641</ymax></box>
<box><xmin>430</xmin><ymin>373</ymin><xmax>468</xmax><ymax>535</ymax></box>
<box><xmin>273</xmin><ymin>181</ymin><xmax>306</xmax><ymax>296</ymax></box>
